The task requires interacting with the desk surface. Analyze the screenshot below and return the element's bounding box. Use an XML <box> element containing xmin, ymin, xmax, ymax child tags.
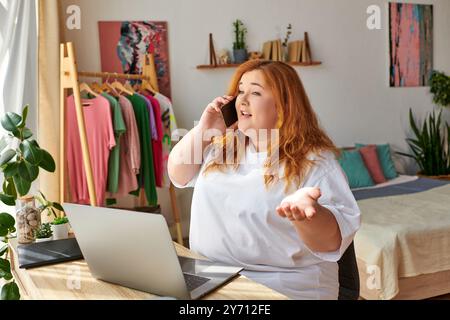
<box><xmin>9</xmin><ymin>238</ymin><xmax>288</xmax><ymax>300</ymax></box>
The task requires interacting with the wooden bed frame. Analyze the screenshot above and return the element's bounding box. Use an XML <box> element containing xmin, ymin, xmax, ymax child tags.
<box><xmin>357</xmin><ymin>258</ymin><xmax>450</xmax><ymax>300</ymax></box>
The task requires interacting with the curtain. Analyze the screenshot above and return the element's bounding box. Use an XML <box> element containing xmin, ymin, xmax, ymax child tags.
<box><xmin>0</xmin><ymin>0</ymin><xmax>38</xmax><ymax>215</ymax></box>
<box><xmin>0</xmin><ymin>0</ymin><xmax>37</xmax><ymax>118</ymax></box>
<box><xmin>38</xmin><ymin>0</ymin><xmax>64</xmax><ymax>221</ymax></box>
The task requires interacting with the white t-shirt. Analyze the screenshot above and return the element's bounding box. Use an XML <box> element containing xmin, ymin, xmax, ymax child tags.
<box><xmin>170</xmin><ymin>130</ymin><xmax>361</xmax><ymax>300</ymax></box>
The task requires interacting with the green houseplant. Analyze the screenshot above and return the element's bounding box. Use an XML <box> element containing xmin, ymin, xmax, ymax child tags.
<box><xmin>0</xmin><ymin>105</ymin><xmax>60</xmax><ymax>299</ymax></box>
<box><xmin>397</xmin><ymin>109</ymin><xmax>450</xmax><ymax>178</ymax></box>
<box><xmin>232</xmin><ymin>19</ymin><xmax>248</xmax><ymax>63</ymax></box>
<box><xmin>36</xmin><ymin>191</ymin><xmax>67</xmax><ymax>240</ymax></box>
<box><xmin>429</xmin><ymin>70</ymin><xmax>450</xmax><ymax>108</ymax></box>
<box><xmin>34</xmin><ymin>223</ymin><xmax>53</xmax><ymax>242</ymax></box>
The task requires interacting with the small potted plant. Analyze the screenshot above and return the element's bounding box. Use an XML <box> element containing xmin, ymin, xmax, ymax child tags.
<box><xmin>34</xmin><ymin>223</ymin><xmax>53</xmax><ymax>242</ymax></box>
<box><xmin>35</xmin><ymin>191</ymin><xmax>67</xmax><ymax>240</ymax></box>
<box><xmin>232</xmin><ymin>19</ymin><xmax>248</xmax><ymax>63</ymax></box>
<box><xmin>50</xmin><ymin>216</ymin><xmax>69</xmax><ymax>240</ymax></box>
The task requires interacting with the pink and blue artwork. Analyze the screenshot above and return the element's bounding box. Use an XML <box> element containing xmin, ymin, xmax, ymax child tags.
<box><xmin>389</xmin><ymin>3</ymin><xmax>433</xmax><ymax>87</ymax></box>
<box><xmin>98</xmin><ymin>21</ymin><xmax>171</xmax><ymax>98</ymax></box>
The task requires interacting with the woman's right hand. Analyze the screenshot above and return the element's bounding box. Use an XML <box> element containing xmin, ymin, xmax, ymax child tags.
<box><xmin>197</xmin><ymin>95</ymin><xmax>235</xmax><ymax>135</ymax></box>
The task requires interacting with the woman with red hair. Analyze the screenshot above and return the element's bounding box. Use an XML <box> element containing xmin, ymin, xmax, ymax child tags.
<box><xmin>168</xmin><ymin>60</ymin><xmax>360</xmax><ymax>300</ymax></box>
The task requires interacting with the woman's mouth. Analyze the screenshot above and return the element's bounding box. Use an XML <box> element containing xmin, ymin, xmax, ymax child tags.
<box><xmin>240</xmin><ymin>110</ymin><xmax>252</xmax><ymax>118</ymax></box>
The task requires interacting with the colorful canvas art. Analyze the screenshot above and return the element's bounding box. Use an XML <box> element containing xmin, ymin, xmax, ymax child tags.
<box><xmin>98</xmin><ymin>21</ymin><xmax>171</xmax><ymax>98</ymax></box>
<box><xmin>389</xmin><ymin>3</ymin><xmax>433</xmax><ymax>87</ymax></box>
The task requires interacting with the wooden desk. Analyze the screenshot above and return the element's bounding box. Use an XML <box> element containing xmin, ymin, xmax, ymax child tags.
<box><xmin>8</xmin><ymin>239</ymin><xmax>288</xmax><ymax>300</ymax></box>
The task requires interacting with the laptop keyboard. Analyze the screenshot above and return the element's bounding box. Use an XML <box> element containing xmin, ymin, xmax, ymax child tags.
<box><xmin>183</xmin><ymin>273</ymin><xmax>210</xmax><ymax>291</ymax></box>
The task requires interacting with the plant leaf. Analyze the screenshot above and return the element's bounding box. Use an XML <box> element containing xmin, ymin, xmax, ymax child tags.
<box><xmin>39</xmin><ymin>149</ymin><xmax>56</xmax><ymax>172</ymax></box>
<box><xmin>24</xmin><ymin>161</ymin><xmax>39</xmax><ymax>181</ymax></box>
<box><xmin>52</xmin><ymin>202</ymin><xmax>65</xmax><ymax>212</ymax></box>
<box><xmin>0</xmin><ymin>193</ymin><xmax>15</xmax><ymax>206</ymax></box>
<box><xmin>22</xmin><ymin>127</ymin><xmax>33</xmax><ymax>139</ymax></box>
<box><xmin>0</xmin><ymin>243</ymin><xmax>7</xmax><ymax>256</ymax></box>
<box><xmin>3</xmin><ymin>162</ymin><xmax>19</xmax><ymax>179</ymax></box>
<box><xmin>1</xmin><ymin>281</ymin><xmax>20</xmax><ymax>300</ymax></box>
<box><xmin>0</xmin><ymin>213</ymin><xmax>15</xmax><ymax>230</ymax></box>
<box><xmin>4</xmin><ymin>178</ymin><xmax>17</xmax><ymax>199</ymax></box>
<box><xmin>0</xmin><ymin>258</ymin><xmax>11</xmax><ymax>278</ymax></box>
<box><xmin>12</xmin><ymin>175</ymin><xmax>31</xmax><ymax>196</ymax></box>
<box><xmin>0</xmin><ymin>149</ymin><xmax>16</xmax><ymax>166</ymax></box>
<box><xmin>0</xmin><ymin>136</ymin><xmax>9</xmax><ymax>154</ymax></box>
<box><xmin>0</xmin><ymin>112</ymin><xmax>21</xmax><ymax>133</ymax></box>
<box><xmin>20</xmin><ymin>140</ymin><xmax>42</xmax><ymax>165</ymax></box>
<box><xmin>17</xmin><ymin>105</ymin><xmax>29</xmax><ymax>129</ymax></box>
<box><xmin>39</xmin><ymin>191</ymin><xmax>47</xmax><ymax>201</ymax></box>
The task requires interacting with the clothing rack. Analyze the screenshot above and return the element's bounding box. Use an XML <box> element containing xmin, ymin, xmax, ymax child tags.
<box><xmin>60</xmin><ymin>42</ymin><xmax>184</xmax><ymax>245</ymax></box>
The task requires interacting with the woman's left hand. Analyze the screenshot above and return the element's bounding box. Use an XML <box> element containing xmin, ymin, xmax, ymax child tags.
<box><xmin>276</xmin><ymin>187</ymin><xmax>322</xmax><ymax>222</ymax></box>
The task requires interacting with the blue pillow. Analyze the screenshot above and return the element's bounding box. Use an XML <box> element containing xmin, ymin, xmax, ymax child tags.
<box><xmin>355</xmin><ymin>143</ymin><xmax>398</xmax><ymax>179</ymax></box>
<box><xmin>338</xmin><ymin>150</ymin><xmax>374</xmax><ymax>188</ymax></box>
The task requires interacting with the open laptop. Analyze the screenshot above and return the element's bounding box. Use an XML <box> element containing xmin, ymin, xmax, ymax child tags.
<box><xmin>63</xmin><ymin>203</ymin><xmax>243</xmax><ymax>300</ymax></box>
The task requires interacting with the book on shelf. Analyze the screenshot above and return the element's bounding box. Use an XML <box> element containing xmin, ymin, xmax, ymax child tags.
<box><xmin>262</xmin><ymin>41</ymin><xmax>272</xmax><ymax>60</ymax></box>
<box><xmin>276</xmin><ymin>40</ymin><xmax>281</xmax><ymax>61</ymax></box>
<box><xmin>297</xmin><ymin>41</ymin><xmax>303</xmax><ymax>62</ymax></box>
<box><xmin>271</xmin><ymin>40</ymin><xmax>278</xmax><ymax>61</ymax></box>
<box><xmin>288</xmin><ymin>41</ymin><xmax>296</xmax><ymax>62</ymax></box>
<box><xmin>302</xmin><ymin>32</ymin><xmax>312</xmax><ymax>63</ymax></box>
<box><xmin>287</xmin><ymin>40</ymin><xmax>304</xmax><ymax>63</ymax></box>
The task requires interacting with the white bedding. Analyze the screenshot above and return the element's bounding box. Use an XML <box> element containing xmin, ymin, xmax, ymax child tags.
<box><xmin>354</xmin><ymin>183</ymin><xmax>450</xmax><ymax>300</ymax></box>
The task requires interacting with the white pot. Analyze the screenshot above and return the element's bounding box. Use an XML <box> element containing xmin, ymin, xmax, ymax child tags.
<box><xmin>35</xmin><ymin>236</ymin><xmax>53</xmax><ymax>243</ymax></box>
<box><xmin>51</xmin><ymin>223</ymin><xmax>69</xmax><ymax>240</ymax></box>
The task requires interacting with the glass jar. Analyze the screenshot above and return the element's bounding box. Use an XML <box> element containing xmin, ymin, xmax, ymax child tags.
<box><xmin>16</xmin><ymin>196</ymin><xmax>41</xmax><ymax>244</ymax></box>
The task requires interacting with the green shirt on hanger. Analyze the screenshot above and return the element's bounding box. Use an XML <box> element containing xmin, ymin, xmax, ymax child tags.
<box><xmin>126</xmin><ymin>94</ymin><xmax>158</xmax><ymax>206</ymax></box>
<box><xmin>101</xmin><ymin>93</ymin><xmax>126</xmax><ymax>194</ymax></box>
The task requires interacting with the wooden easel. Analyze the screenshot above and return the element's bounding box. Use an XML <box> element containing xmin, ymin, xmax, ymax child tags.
<box><xmin>60</xmin><ymin>42</ymin><xmax>184</xmax><ymax>245</ymax></box>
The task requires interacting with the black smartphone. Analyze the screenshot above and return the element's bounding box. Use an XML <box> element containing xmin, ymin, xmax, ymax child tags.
<box><xmin>220</xmin><ymin>97</ymin><xmax>238</xmax><ymax>127</ymax></box>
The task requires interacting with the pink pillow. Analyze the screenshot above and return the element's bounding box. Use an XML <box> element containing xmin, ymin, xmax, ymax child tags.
<box><xmin>358</xmin><ymin>145</ymin><xmax>387</xmax><ymax>184</ymax></box>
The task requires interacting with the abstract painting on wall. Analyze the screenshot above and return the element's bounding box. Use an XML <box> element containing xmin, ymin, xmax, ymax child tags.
<box><xmin>389</xmin><ymin>3</ymin><xmax>433</xmax><ymax>87</ymax></box>
<box><xmin>98</xmin><ymin>21</ymin><xmax>171</xmax><ymax>98</ymax></box>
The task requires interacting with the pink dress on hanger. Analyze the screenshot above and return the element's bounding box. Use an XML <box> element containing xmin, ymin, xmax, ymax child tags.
<box><xmin>66</xmin><ymin>94</ymin><xmax>116</xmax><ymax>206</ymax></box>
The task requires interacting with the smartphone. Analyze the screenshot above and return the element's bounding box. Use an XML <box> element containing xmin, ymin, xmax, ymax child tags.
<box><xmin>220</xmin><ymin>97</ymin><xmax>238</xmax><ymax>127</ymax></box>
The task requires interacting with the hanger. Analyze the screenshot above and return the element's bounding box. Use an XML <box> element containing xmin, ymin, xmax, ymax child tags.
<box><xmin>124</xmin><ymin>79</ymin><xmax>136</xmax><ymax>94</ymax></box>
<box><xmin>139</xmin><ymin>53</ymin><xmax>158</xmax><ymax>95</ymax></box>
<box><xmin>91</xmin><ymin>81</ymin><xmax>103</xmax><ymax>94</ymax></box>
<box><xmin>140</xmin><ymin>78</ymin><xmax>157</xmax><ymax>95</ymax></box>
<box><xmin>100</xmin><ymin>75</ymin><xmax>120</xmax><ymax>97</ymax></box>
<box><xmin>79</xmin><ymin>82</ymin><xmax>99</xmax><ymax>97</ymax></box>
<box><xmin>111</xmin><ymin>73</ymin><xmax>134</xmax><ymax>95</ymax></box>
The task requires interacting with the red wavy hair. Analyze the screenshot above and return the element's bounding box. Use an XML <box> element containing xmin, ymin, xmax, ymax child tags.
<box><xmin>203</xmin><ymin>60</ymin><xmax>340</xmax><ymax>192</ymax></box>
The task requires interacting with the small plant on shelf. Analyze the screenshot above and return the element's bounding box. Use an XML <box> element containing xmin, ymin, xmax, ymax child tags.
<box><xmin>282</xmin><ymin>23</ymin><xmax>292</xmax><ymax>48</ymax></box>
<box><xmin>232</xmin><ymin>19</ymin><xmax>248</xmax><ymax>63</ymax></box>
<box><xmin>232</xmin><ymin>19</ymin><xmax>247</xmax><ymax>50</ymax></box>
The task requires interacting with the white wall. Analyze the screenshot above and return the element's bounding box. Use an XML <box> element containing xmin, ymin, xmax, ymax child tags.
<box><xmin>60</xmin><ymin>0</ymin><xmax>450</xmax><ymax>238</ymax></box>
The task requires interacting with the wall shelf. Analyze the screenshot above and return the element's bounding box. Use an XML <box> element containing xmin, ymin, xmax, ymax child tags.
<box><xmin>196</xmin><ymin>61</ymin><xmax>322</xmax><ymax>69</ymax></box>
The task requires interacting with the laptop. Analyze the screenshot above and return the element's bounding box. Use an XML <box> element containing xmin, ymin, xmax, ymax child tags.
<box><xmin>63</xmin><ymin>203</ymin><xmax>243</xmax><ymax>300</ymax></box>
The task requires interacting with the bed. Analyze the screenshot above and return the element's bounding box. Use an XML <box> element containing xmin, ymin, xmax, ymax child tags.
<box><xmin>351</xmin><ymin>175</ymin><xmax>450</xmax><ymax>300</ymax></box>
